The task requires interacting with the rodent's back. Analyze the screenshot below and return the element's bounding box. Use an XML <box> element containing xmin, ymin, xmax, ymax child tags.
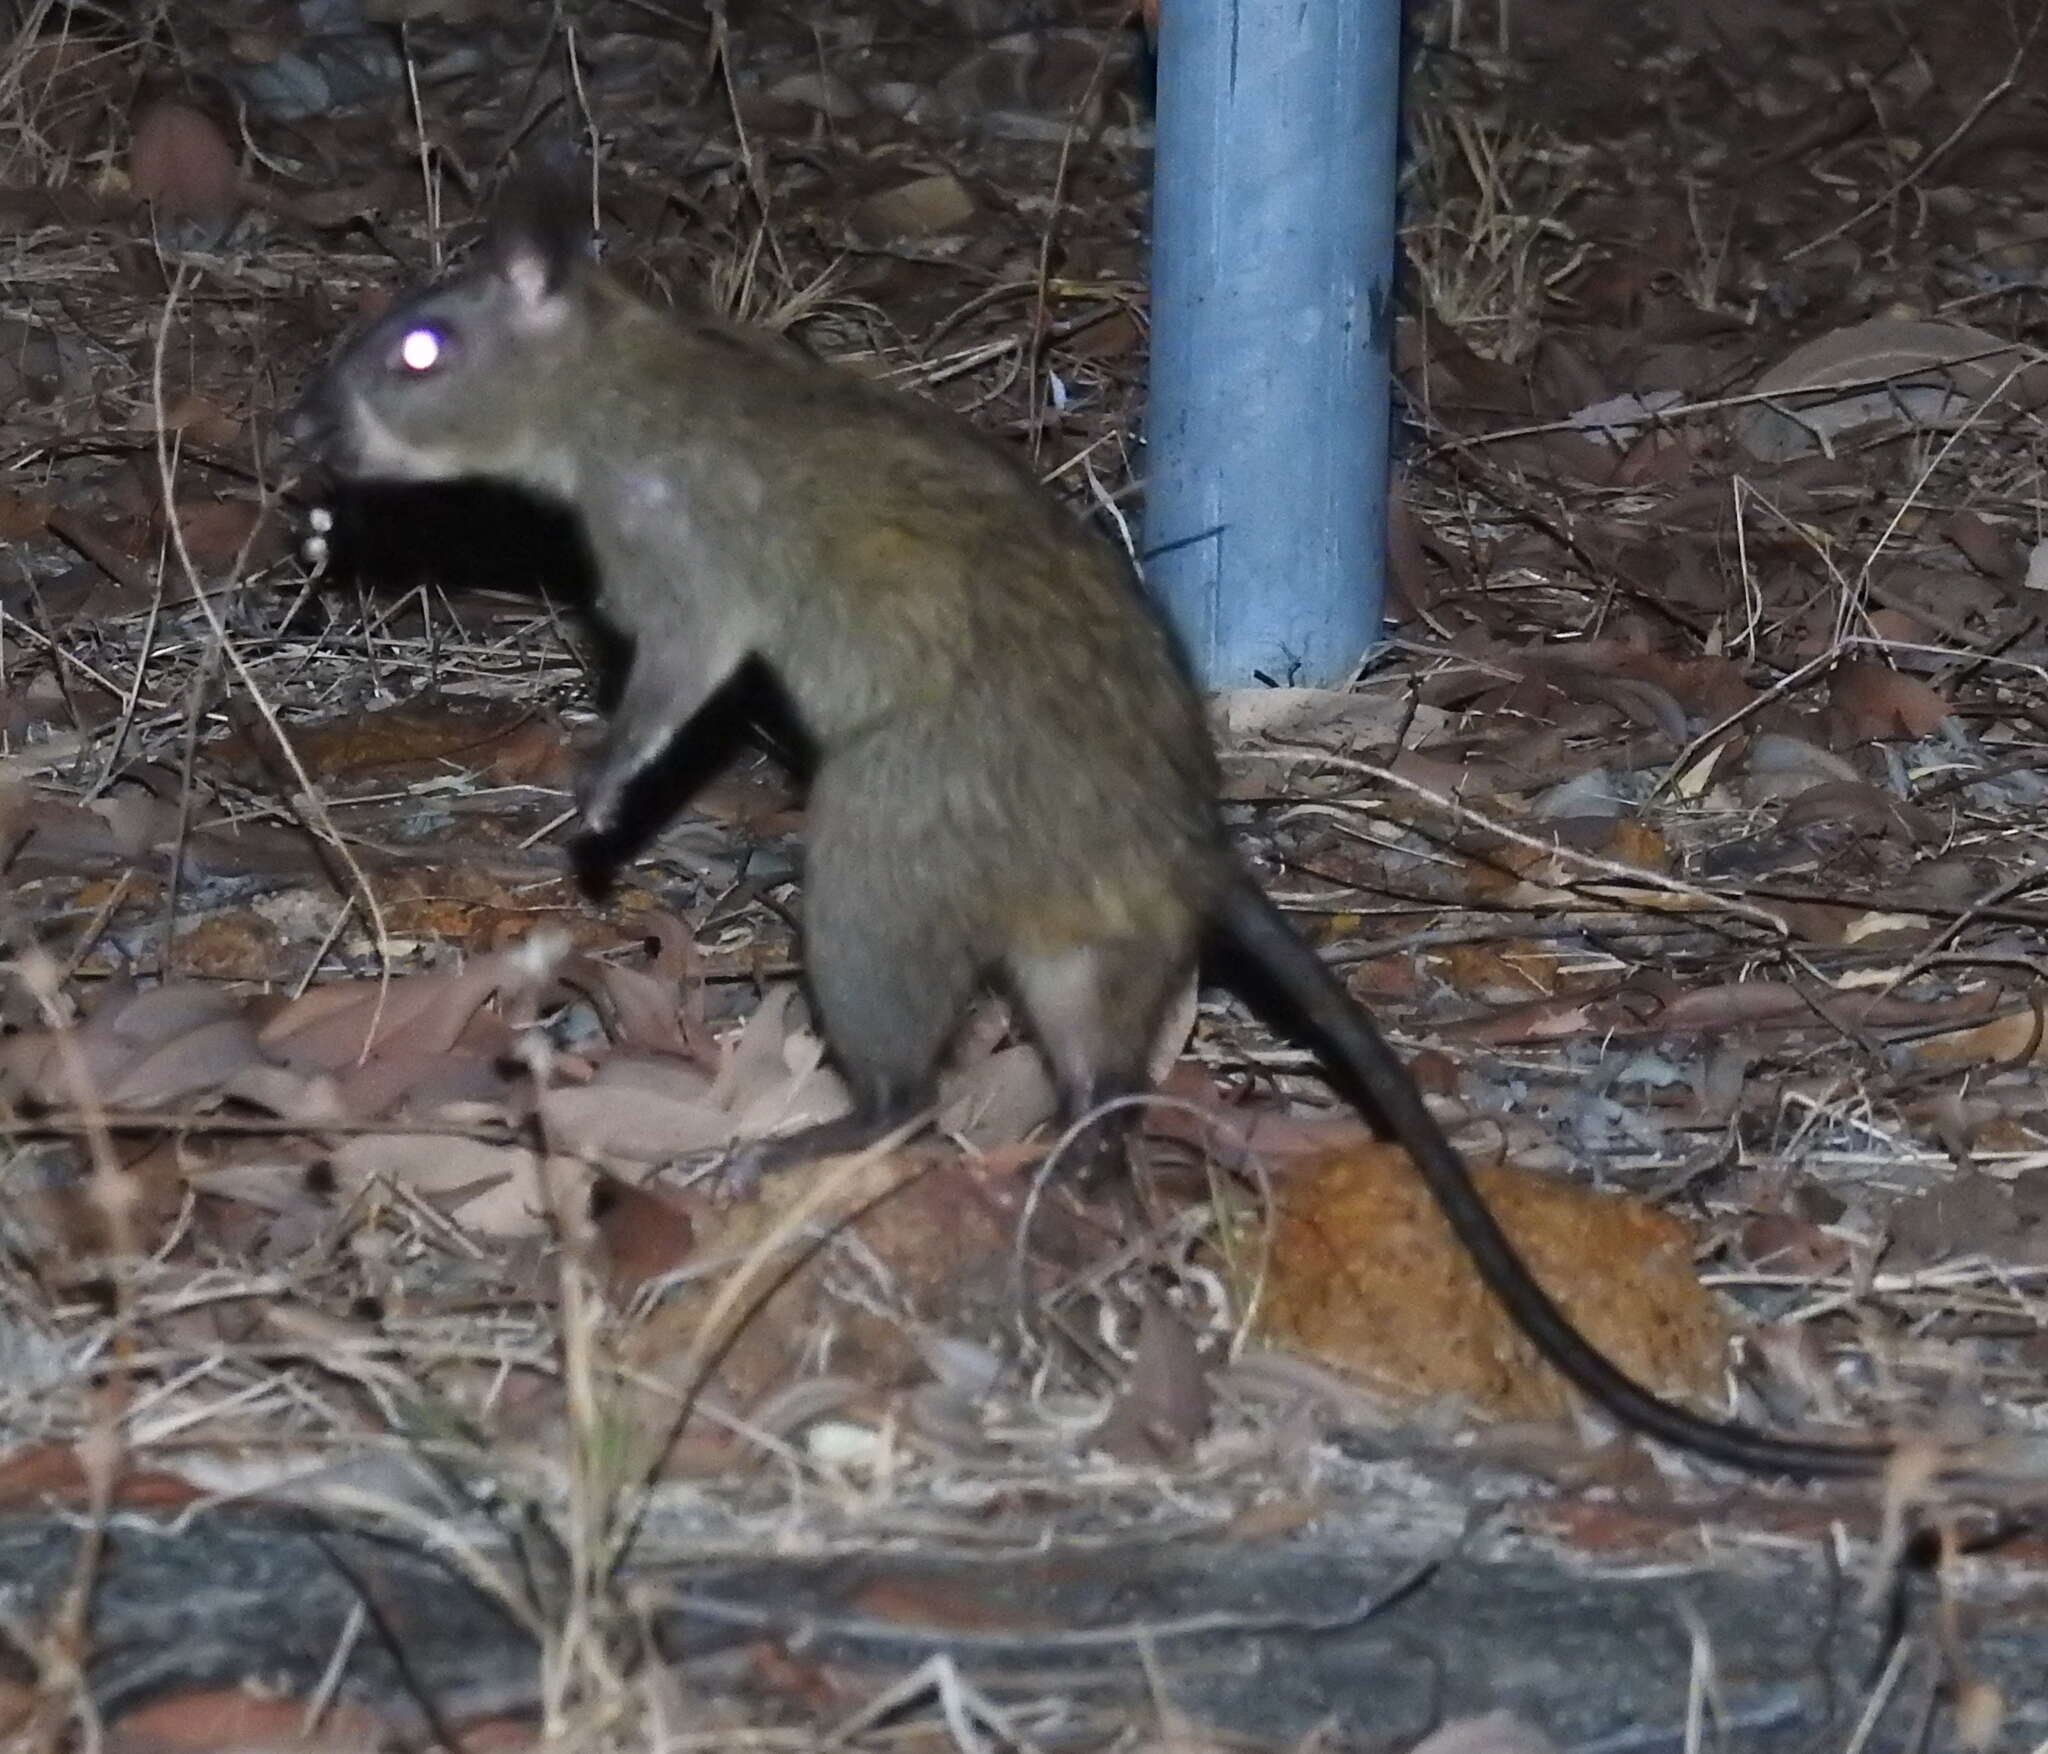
<box><xmin>579</xmin><ymin>295</ymin><xmax>1231</xmax><ymax>935</ymax></box>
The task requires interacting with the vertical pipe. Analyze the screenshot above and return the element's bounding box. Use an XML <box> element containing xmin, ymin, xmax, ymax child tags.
<box><xmin>1144</xmin><ymin>0</ymin><xmax>1400</xmax><ymax>689</ymax></box>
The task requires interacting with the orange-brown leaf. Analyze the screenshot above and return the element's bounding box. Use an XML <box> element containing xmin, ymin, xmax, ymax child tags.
<box><xmin>129</xmin><ymin>100</ymin><xmax>238</xmax><ymax>227</ymax></box>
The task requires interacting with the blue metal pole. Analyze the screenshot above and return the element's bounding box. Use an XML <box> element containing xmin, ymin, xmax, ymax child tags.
<box><xmin>1144</xmin><ymin>0</ymin><xmax>1399</xmax><ymax>689</ymax></box>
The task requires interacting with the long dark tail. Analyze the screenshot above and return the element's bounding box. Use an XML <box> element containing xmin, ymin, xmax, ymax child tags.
<box><xmin>1218</xmin><ymin>879</ymin><xmax>1888</xmax><ymax>1479</ymax></box>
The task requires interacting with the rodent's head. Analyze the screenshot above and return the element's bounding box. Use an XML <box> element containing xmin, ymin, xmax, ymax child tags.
<box><xmin>288</xmin><ymin>177</ymin><xmax>597</xmax><ymax>490</ymax></box>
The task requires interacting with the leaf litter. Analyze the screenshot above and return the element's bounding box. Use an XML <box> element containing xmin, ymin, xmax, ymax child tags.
<box><xmin>2</xmin><ymin>0</ymin><xmax>2048</xmax><ymax>1745</ymax></box>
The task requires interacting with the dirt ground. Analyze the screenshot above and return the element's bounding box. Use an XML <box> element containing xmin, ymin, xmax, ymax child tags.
<box><xmin>4</xmin><ymin>0</ymin><xmax>2048</xmax><ymax>1747</ymax></box>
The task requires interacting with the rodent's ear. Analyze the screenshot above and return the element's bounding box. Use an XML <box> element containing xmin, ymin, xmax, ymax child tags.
<box><xmin>482</xmin><ymin>170</ymin><xmax>592</xmax><ymax>313</ymax></box>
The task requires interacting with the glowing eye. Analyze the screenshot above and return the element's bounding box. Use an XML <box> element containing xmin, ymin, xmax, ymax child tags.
<box><xmin>397</xmin><ymin>327</ymin><xmax>444</xmax><ymax>372</ymax></box>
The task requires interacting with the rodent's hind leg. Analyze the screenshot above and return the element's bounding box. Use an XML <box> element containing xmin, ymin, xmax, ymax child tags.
<box><xmin>1008</xmin><ymin>935</ymin><xmax>1193</xmax><ymax>1190</ymax></box>
<box><xmin>719</xmin><ymin>818</ymin><xmax>973</xmax><ymax>1196</ymax></box>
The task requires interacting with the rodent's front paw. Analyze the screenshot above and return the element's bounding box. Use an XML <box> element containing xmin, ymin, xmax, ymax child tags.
<box><xmin>299</xmin><ymin>504</ymin><xmax>334</xmax><ymax>574</ymax></box>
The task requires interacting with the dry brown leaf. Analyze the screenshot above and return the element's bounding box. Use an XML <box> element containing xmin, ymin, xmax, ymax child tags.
<box><xmin>219</xmin><ymin>1061</ymin><xmax>347</xmax><ymax>1123</ymax></box>
<box><xmin>711</xmin><ymin>984</ymin><xmax>854</xmax><ymax>1138</ymax></box>
<box><xmin>594</xmin><ymin>1173</ymin><xmax>698</xmax><ymax>1288</ymax></box>
<box><xmin>259</xmin><ymin>963</ymin><xmax>507</xmax><ymax>1069</ymax></box>
<box><xmin>128</xmin><ymin>99</ymin><xmax>238</xmax><ymax>229</ymax></box>
<box><xmin>1530</xmin><ymin>335</ymin><xmax>1605</xmax><ymax>417</ymax></box>
<box><xmin>212</xmin><ymin>694</ymin><xmax>558</xmax><ymax>791</ymax></box>
<box><xmin>104</xmin><ymin>1015</ymin><xmax>264</xmax><ymax>1108</ymax></box>
<box><xmin>1645</xmin><ymin>980</ymin><xmax>1810</xmax><ymax>1032</ymax></box>
<box><xmin>583</xmin><ymin>1053</ymin><xmax>718</xmax><ymax>1105</ymax></box>
<box><xmin>88</xmin><ymin>792</ymin><xmax>181</xmax><ymax>858</ymax></box>
<box><xmin>1444</xmin><ymin>993</ymin><xmax>1598</xmax><ymax>1047</ymax></box>
<box><xmin>110</xmin><ymin>1685</ymin><xmax>390</xmax><ymax>1750</ymax></box>
<box><xmin>334</xmin><ymin>1045</ymin><xmax>517</xmax><ymax>1119</ymax></box>
<box><xmin>937</xmin><ymin>1042</ymin><xmax>1057</xmax><ymax>1146</ymax></box>
<box><xmin>1499</xmin><ymin>429</ymin><xmax>1624</xmax><ymax>486</ymax></box>
<box><xmin>1907</xmin><ymin>1008</ymin><xmax>2048</xmax><ymax>1069</ymax></box>
<box><xmin>1829</xmin><ymin>659</ymin><xmax>1951</xmax><ymax>740</ymax></box>
<box><xmin>272</xmin><ymin>169</ymin><xmax>409</xmax><ymax>231</ymax></box>
<box><xmin>1736</xmin><ymin>317</ymin><xmax>2043</xmax><ymax>461</ymax></box>
<box><xmin>733</xmin><ymin>1059</ymin><xmax>851</xmax><ymax>1141</ymax></box>
<box><xmin>188</xmin><ymin>1149</ymin><xmax>326</xmax><ymax>1216</ymax></box>
<box><xmin>1742</xmin><ymin>731</ymin><xmax>1863</xmax><ymax>785</ymax></box>
<box><xmin>0</xmin><ymin>493</ymin><xmax>49</xmax><ymax>540</ymax></box>
<box><xmin>1864</xmin><ymin>604</ymin><xmax>1932</xmax><ymax>643</ymax></box>
<box><xmin>1431</xmin><ymin>943</ymin><xmax>1566</xmax><ymax>1005</ymax></box>
<box><xmin>1943</xmin><ymin>509</ymin><xmax>2025</xmax><ymax>583</ymax></box>
<box><xmin>560</xmin><ymin>954</ymin><xmax>714</xmax><ymax>1066</ymax></box>
<box><xmin>0</xmin><ymin>1032</ymin><xmax>61</xmax><ymax>1104</ymax></box>
<box><xmin>1615</xmin><ymin>424</ymin><xmax>1703</xmax><ymax>487</ymax></box>
<box><xmin>1653</xmin><ymin>979</ymin><xmax>1983</xmax><ymax>1036</ymax></box>
<box><xmin>1738</xmin><ymin>1212</ymin><xmax>1852</xmax><ymax>1277</ymax></box>
<box><xmin>540</xmin><ymin>1079</ymin><xmax>735</xmax><ymax>1162</ymax></box>
<box><xmin>1887</xmin><ymin>1172</ymin><xmax>2027</xmax><ymax>1269</ymax></box>
<box><xmin>1777</xmin><ymin>778</ymin><xmax>1932</xmax><ymax>841</ymax></box>
<box><xmin>0</xmin><ymin>1444</ymin><xmax>204</xmax><ymax>1515</ymax></box>
<box><xmin>150</xmin><ymin>391</ymin><xmax>242</xmax><ymax>447</ymax></box>
<box><xmin>641</xmin><ymin>911</ymin><xmax>702</xmax><ymax>983</ymax></box>
<box><xmin>1542</xmin><ymin>668</ymin><xmax>1688</xmax><ymax>741</ymax></box>
<box><xmin>1838</xmin><ymin>910</ymin><xmax>1934</xmax><ymax>946</ymax></box>
<box><xmin>1061</xmin><ymin>307</ymin><xmax>1141</xmax><ymax>361</ymax></box>
<box><xmin>0</xmin><ymin>780</ymin><xmax>24</xmax><ymax>866</ymax></box>
<box><xmin>1775</xmin><ymin>900</ymin><xmax>1927</xmax><ymax>949</ymax></box>
<box><xmin>453</xmin><ymin>1151</ymin><xmax>578</xmax><ymax>1237</ymax></box>
<box><xmin>1</xmin><ymin>983</ymin><xmax>247</xmax><ymax>1107</ymax></box>
<box><xmin>168</xmin><ymin>496</ymin><xmax>270</xmax><ymax>570</ymax></box>
<box><xmin>1874</xmin><ymin>560</ymin><xmax>2006</xmax><ymax>627</ymax></box>
<box><xmin>330</xmin><ymin>1131</ymin><xmax>552</xmax><ymax>1237</ymax></box>
<box><xmin>1386</xmin><ymin>480</ymin><xmax>1437</xmax><ymax>618</ymax></box>
<box><xmin>850</xmin><ymin>172</ymin><xmax>975</xmax><ymax>241</ymax></box>
<box><xmin>711</xmin><ymin>982</ymin><xmax>804</xmax><ymax>1105</ymax></box>
<box><xmin>100</xmin><ymin>983</ymin><xmax>246</xmax><ymax>1045</ymax></box>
